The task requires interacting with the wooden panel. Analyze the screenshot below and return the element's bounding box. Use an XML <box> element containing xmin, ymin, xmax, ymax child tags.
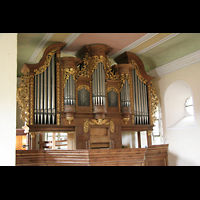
<box><xmin>16</xmin><ymin>145</ymin><xmax>168</xmax><ymax>166</ymax></box>
<box><xmin>89</xmin><ymin>148</ymin><xmax>146</xmax><ymax>166</ymax></box>
<box><xmin>90</xmin><ymin>128</ymin><xmax>107</xmax><ymax>136</ymax></box>
<box><xmin>145</xmin><ymin>144</ymin><xmax>169</xmax><ymax>166</ymax></box>
<box><xmin>16</xmin><ymin>135</ymin><xmax>27</xmax><ymax>150</ymax></box>
<box><xmin>16</xmin><ymin>150</ymin><xmax>46</xmax><ymax>166</ymax></box>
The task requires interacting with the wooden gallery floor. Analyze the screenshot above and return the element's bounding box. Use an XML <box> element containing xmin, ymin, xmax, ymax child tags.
<box><xmin>16</xmin><ymin>144</ymin><xmax>168</xmax><ymax>166</ymax></box>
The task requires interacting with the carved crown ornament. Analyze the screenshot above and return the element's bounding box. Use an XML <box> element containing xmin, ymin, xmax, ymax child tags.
<box><xmin>83</xmin><ymin>118</ymin><xmax>115</xmax><ymax>133</ymax></box>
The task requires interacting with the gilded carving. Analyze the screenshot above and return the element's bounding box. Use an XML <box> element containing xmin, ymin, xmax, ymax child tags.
<box><xmin>89</xmin><ymin>55</ymin><xmax>107</xmax><ymax>76</ymax></box>
<box><xmin>148</xmin><ymin>82</ymin><xmax>158</xmax><ymax>125</ymax></box>
<box><xmin>109</xmin><ymin>119</ymin><xmax>115</xmax><ymax>133</ymax></box>
<box><xmin>56</xmin><ymin>60</ymin><xmax>61</xmax><ymax>124</ymax></box>
<box><xmin>123</xmin><ymin>118</ymin><xmax>130</xmax><ymax>125</ymax></box>
<box><xmin>83</xmin><ymin>118</ymin><xmax>115</xmax><ymax>133</ymax></box>
<box><xmin>106</xmin><ymin>59</ymin><xmax>118</xmax><ymax>80</ymax></box>
<box><xmin>34</xmin><ymin>48</ymin><xmax>58</xmax><ymax>75</ymax></box>
<box><xmin>77</xmin><ymin>53</ymin><xmax>90</xmax><ymax>78</ymax></box>
<box><xmin>119</xmin><ymin>73</ymin><xmax>129</xmax><ymax>92</ymax></box>
<box><xmin>84</xmin><ymin>118</ymin><xmax>90</xmax><ymax>133</ymax></box>
<box><xmin>131</xmin><ymin>60</ymin><xmax>147</xmax><ymax>84</ymax></box>
<box><xmin>77</xmin><ymin>53</ymin><xmax>118</xmax><ymax>81</ymax></box>
<box><xmin>66</xmin><ymin>117</ymin><xmax>74</xmax><ymax>124</ymax></box>
<box><xmin>29</xmin><ymin>75</ymin><xmax>34</xmax><ymax>125</ymax></box>
<box><xmin>107</xmin><ymin>86</ymin><xmax>118</xmax><ymax>93</ymax></box>
<box><xmin>77</xmin><ymin>85</ymin><xmax>90</xmax><ymax>92</ymax></box>
<box><xmin>57</xmin><ymin>113</ymin><xmax>60</xmax><ymax>125</ymax></box>
<box><xmin>17</xmin><ymin>73</ymin><xmax>30</xmax><ymax>125</ymax></box>
<box><xmin>30</xmin><ymin>132</ymin><xmax>36</xmax><ymax>139</ymax></box>
<box><xmin>63</xmin><ymin>68</ymin><xmax>76</xmax><ymax>86</ymax></box>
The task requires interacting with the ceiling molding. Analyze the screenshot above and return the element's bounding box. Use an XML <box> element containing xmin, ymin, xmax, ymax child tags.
<box><xmin>62</xmin><ymin>33</ymin><xmax>82</xmax><ymax>51</ymax></box>
<box><xmin>147</xmin><ymin>49</ymin><xmax>200</xmax><ymax>77</ymax></box>
<box><xmin>28</xmin><ymin>33</ymin><xmax>54</xmax><ymax>63</ymax></box>
<box><xmin>136</xmin><ymin>33</ymin><xmax>180</xmax><ymax>55</ymax></box>
<box><xmin>110</xmin><ymin>33</ymin><xmax>158</xmax><ymax>58</ymax></box>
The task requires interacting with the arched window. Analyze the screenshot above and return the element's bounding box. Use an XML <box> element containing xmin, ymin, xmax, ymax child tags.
<box><xmin>164</xmin><ymin>80</ymin><xmax>195</xmax><ymax>129</ymax></box>
<box><xmin>152</xmin><ymin>102</ymin><xmax>164</xmax><ymax>144</ymax></box>
<box><xmin>185</xmin><ymin>96</ymin><xmax>194</xmax><ymax>116</ymax></box>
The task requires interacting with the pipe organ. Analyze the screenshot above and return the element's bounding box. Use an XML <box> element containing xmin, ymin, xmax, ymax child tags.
<box><xmin>17</xmin><ymin>42</ymin><xmax>158</xmax><ymax>150</ymax></box>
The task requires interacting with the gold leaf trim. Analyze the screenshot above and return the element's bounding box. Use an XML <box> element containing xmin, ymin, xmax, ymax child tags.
<box><xmin>34</xmin><ymin>48</ymin><xmax>58</xmax><ymax>75</ymax></box>
<box><xmin>131</xmin><ymin>60</ymin><xmax>147</xmax><ymax>84</ymax></box>
<box><xmin>148</xmin><ymin>82</ymin><xmax>158</xmax><ymax>125</ymax></box>
<box><xmin>77</xmin><ymin>85</ymin><xmax>90</xmax><ymax>92</ymax></box>
<box><xmin>63</xmin><ymin>68</ymin><xmax>76</xmax><ymax>86</ymax></box>
<box><xmin>107</xmin><ymin>86</ymin><xmax>118</xmax><ymax>93</ymax></box>
<box><xmin>17</xmin><ymin>73</ymin><xmax>30</xmax><ymax>125</ymax></box>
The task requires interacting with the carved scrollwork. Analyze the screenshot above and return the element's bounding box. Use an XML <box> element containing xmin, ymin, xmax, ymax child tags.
<box><xmin>89</xmin><ymin>55</ymin><xmax>107</xmax><ymax>76</ymax></box>
<box><xmin>148</xmin><ymin>82</ymin><xmax>159</xmax><ymax>125</ymax></box>
<box><xmin>131</xmin><ymin>60</ymin><xmax>147</xmax><ymax>84</ymax></box>
<box><xmin>119</xmin><ymin>73</ymin><xmax>129</xmax><ymax>92</ymax></box>
<box><xmin>63</xmin><ymin>68</ymin><xmax>76</xmax><ymax>86</ymax></box>
<box><xmin>17</xmin><ymin>73</ymin><xmax>30</xmax><ymax>125</ymax></box>
<box><xmin>77</xmin><ymin>53</ymin><xmax>90</xmax><ymax>78</ymax></box>
<box><xmin>106</xmin><ymin>59</ymin><xmax>119</xmax><ymax>80</ymax></box>
<box><xmin>77</xmin><ymin>85</ymin><xmax>90</xmax><ymax>92</ymax></box>
<box><xmin>34</xmin><ymin>48</ymin><xmax>58</xmax><ymax>75</ymax></box>
<box><xmin>107</xmin><ymin>86</ymin><xmax>118</xmax><ymax>93</ymax></box>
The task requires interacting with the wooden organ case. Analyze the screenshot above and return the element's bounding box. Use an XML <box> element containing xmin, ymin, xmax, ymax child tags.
<box><xmin>17</xmin><ymin>42</ymin><xmax>158</xmax><ymax>150</ymax></box>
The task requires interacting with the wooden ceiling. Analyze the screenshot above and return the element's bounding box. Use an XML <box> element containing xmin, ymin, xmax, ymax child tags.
<box><xmin>17</xmin><ymin>33</ymin><xmax>200</xmax><ymax>77</ymax></box>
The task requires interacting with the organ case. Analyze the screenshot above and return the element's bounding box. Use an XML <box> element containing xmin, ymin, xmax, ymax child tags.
<box><xmin>17</xmin><ymin>43</ymin><xmax>158</xmax><ymax>150</ymax></box>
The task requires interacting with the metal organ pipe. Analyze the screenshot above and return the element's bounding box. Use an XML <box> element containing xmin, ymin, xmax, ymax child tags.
<box><xmin>51</xmin><ymin>55</ymin><xmax>56</xmax><ymax>124</ymax></box>
<box><xmin>34</xmin><ymin>55</ymin><xmax>56</xmax><ymax>125</ymax></box>
<box><xmin>64</xmin><ymin>74</ymin><xmax>75</xmax><ymax>106</ymax></box>
<box><xmin>121</xmin><ymin>79</ymin><xmax>130</xmax><ymax>108</ymax></box>
<box><xmin>44</xmin><ymin>68</ymin><xmax>47</xmax><ymax>124</ymax></box>
<box><xmin>132</xmin><ymin>68</ymin><xmax>149</xmax><ymax>125</ymax></box>
<box><xmin>92</xmin><ymin>63</ymin><xmax>106</xmax><ymax>106</ymax></box>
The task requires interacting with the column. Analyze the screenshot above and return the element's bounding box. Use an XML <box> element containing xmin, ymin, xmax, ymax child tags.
<box><xmin>137</xmin><ymin>131</ymin><xmax>141</xmax><ymax>148</ymax></box>
<box><xmin>30</xmin><ymin>132</ymin><xmax>37</xmax><ymax>150</ymax></box>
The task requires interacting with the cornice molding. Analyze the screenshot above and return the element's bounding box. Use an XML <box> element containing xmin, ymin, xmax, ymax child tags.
<box><xmin>147</xmin><ymin>49</ymin><xmax>200</xmax><ymax>77</ymax></box>
<box><xmin>28</xmin><ymin>33</ymin><xmax>81</xmax><ymax>64</ymax></box>
<box><xmin>110</xmin><ymin>33</ymin><xmax>158</xmax><ymax>58</ymax></box>
<box><xmin>28</xmin><ymin>33</ymin><xmax>54</xmax><ymax>63</ymax></box>
<box><xmin>62</xmin><ymin>33</ymin><xmax>82</xmax><ymax>51</ymax></box>
<box><xmin>136</xmin><ymin>33</ymin><xmax>180</xmax><ymax>55</ymax></box>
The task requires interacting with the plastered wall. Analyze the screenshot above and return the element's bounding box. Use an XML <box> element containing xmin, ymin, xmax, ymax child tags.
<box><xmin>0</xmin><ymin>33</ymin><xmax>17</xmax><ymax>166</ymax></box>
<box><xmin>152</xmin><ymin>62</ymin><xmax>200</xmax><ymax>165</ymax></box>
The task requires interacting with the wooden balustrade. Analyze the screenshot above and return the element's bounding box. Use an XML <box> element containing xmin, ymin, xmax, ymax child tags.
<box><xmin>16</xmin><ymin>145</ymin><xmax>168</xmax><ymax>166</ymax></box>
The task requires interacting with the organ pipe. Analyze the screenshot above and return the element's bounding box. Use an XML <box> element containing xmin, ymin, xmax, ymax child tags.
<box><xmin>34</xmin><ymin>55</ymin><xmax>56</xmax><ymax>125</ymax></box>
<box><xmin>92</xmin><ymin>62</ymin><xmax>106</xmax><ymax>106</ymax></box>
<box><xmin>121</xmin><ymin>79</ymin><xmax>130</xmax><ymax>108</ymax></box>
<box><xmin>132</xmin><ymin>68</ymin><xmax>149</xmax><ymax>125</ymax></box>
<box><xmin>64</xmin><ymin>74</ymin><xmax>75</xmax><ymax>106</ymax></box>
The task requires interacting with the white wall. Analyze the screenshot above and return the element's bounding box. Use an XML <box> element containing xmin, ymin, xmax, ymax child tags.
<box><xmin>0</xmin><ymin>33</ymin><xmax>17</xmax><ymax>166</ymax></box>
<box><xmin>152</xmin><ymin>62</ymin><xmax>200</xmax><ymax>166</ymax></box>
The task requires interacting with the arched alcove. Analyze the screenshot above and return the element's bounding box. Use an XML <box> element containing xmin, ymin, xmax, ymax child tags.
<box><xmin>164</xmin><ymin>80</ymin><xmax>195</xmax><ymax>129</ymax></box>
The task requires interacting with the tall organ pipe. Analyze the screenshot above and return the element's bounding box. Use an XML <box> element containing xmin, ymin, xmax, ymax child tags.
<box><xmin>92</xmin><ymin>63</ymin><xmax>106</xmax><ymax>106</ymax></box>
<box><xmin>44</xmin><ymin>67</ymin><xmax>47</xmax><ymax>124</ymax></box>
<box><xmin>40</xmin><ymin>72</ymin><xmax>44</xmax><ymax>124</ymax></box>
<box><xmin>121</xmin><ymin>79</ymin><xmax>130</xmax><ymax>108</ymax></box>
<box><xmin>64</xmin><ymin>74</ymin><xmax>75</xmax><ymax>106</ymax></box>
<box><xmin>34</xmin><ymin>55</ymin><xmax>56</xmax><ymax>125</ymax></box>
<box><xmin>132</xmin><ymin>68</ymin><xmax>149</xmax><ymax>125</ymax></box>
<box><xmin>34</xmin><ymin>75</ymin><xmax>37</xmax><ymax>124</ymax></box>
<box><xmin>51</xmin><ymin>55</ymin><xmax>55</xmax><ymax>124</ymax></box>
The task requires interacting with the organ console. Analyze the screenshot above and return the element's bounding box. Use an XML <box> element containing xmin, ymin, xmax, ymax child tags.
<box><xmin>17</xmin><ymin>42</ymin><xmax>158</xmax><ymax>150</ymax></box>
